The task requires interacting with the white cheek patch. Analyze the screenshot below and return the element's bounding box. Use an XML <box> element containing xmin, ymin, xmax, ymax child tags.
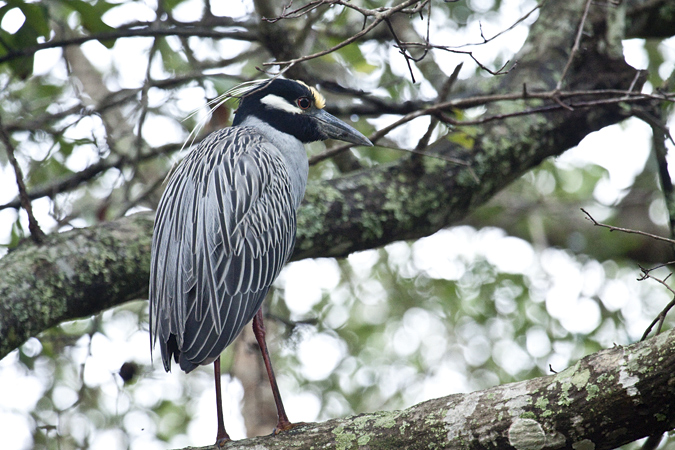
<box><xmin>260</xmin><ymin>94</ymin><xmax>303</xmax><ymax>114</ymax></box>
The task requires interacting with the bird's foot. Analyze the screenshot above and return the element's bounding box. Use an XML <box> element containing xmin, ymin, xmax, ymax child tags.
<box><xmin>215</xmin><ymin>436</ymin><xmax>231</xmax><ymax>448</ymax></box>
<box><xmin>273</xmin><ymin>420</ymin><xmax>307</xmax><ymax>435</ymax></box>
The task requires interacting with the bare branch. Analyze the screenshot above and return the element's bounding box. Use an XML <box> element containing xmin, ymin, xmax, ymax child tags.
<box><xmin>637</xmin><ymin>263</ymin><xmax>675</xmax><ymax>340</ymax></box>
<box><xmin>453</xmin><ymin>1</ymin><xmax>546</xmax><ymax>48</ymax></box>
<box><xmin>0</xmin><ymin>116</ymin><xmax>45</xmax><ymax>243</ymax></box>
<box><xmin>309</xmin><ymin>87</ymin><xmax>668</xmax><ymax>165</ymax></box>
<box><xmin>581</xmin><ymin>208</ymin><xmax>675</xmax><ymax>245</ymax></box>
<box><xmin>0</xmin><ymin>22</ymin><xmax>256</xmax><ymax>66</ymax></box>
<box><xmin>557</xmin><ymin>0</ymin><xmax>594</xmax><ymax>90</ymax></box>
<box><xmin>262</xmin><ymin>0</ymin><xmax>422</xmax><ymax>67</ymax></box>
<box><xmin>396</xmin><ymin>41</ymin><xmax>513</xmax><ymax>76</ymax></box>
<box><xmin>385</xmin><ymin>18</ymin><xmax>418</xmax><ymax>83</ymax></box>
<box><xmin>262</xmin><ymin>0</ymin><xmax>331</xmax><ymax>23</ymax></box>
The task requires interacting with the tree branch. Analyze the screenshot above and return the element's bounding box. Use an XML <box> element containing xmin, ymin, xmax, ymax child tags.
<box><xmin>0</xmin><ymin>214</ymin><xmax>153</xmax><ymax>359</ymax></box>
<box><xmin>0</xmin><ymin>116</ymin><xmax>45</xmax><ymax>243</ymax></box>
<box><xmin>155</xmin><ymin>329</ymin><xmax>675</xmax><ymax>449</ymax></box>
<box><xmin>581</xmin><ymin>208</ymin><xmax>675</xmax><ymax>246</ymax></box>
<box><xmin>0</xmin><ymin>20</ymin><xmax>257</xmax><ymax>66</ymax></box>
<box><xmin>260</xmin><ymin>0</ymin><xmax>421</xmax><ymax>68</ymax></box>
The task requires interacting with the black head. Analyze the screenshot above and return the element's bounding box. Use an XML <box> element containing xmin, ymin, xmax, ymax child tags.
<box><xmin>230</xmin><ymin>79</ymin><xmax>372</xmax><ymax>146</ymax></box>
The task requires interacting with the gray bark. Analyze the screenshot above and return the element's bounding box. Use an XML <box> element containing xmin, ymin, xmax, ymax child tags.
<box><xmin>175</xmin><ymin>329</ymin><xmax>675</xmax><ymax>449</ymax></box>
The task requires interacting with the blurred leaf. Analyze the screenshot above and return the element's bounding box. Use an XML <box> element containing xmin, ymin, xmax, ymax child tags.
<box><xmin>0</xmin><ymin>2</ymin><xmax>50</xmax><ymax>78</ymax></box>
<box><xmin>27</xmin><ymin>156</ymin><xmax>74</xmax><ymax>188</ymax></box>
<box><xmin>57</xmin><ymin>0</ymin><xmax>117</xmax><ymax>48</ymax></box>
<box><xmin>162</xmin><ymin>0</ymin><xmax>192</xmax><ymax>11</ymax></box>
<box><xmin>3</xmin><ymin>216</ymin><xmax>24</xmax><ymax>249</ymax></box>
<box><xmin>644</xmin><ymin>39</ymin><xmax>665</xmax><ymax>87</ymax></box>
<box><xmin>0</xmin><ymin>30</ymin><xmax>33</xmax><ymax>78</ymax></box>
<box><xmin>330</xmin><ymin>38</ymin><xmax>377</xmax><ymax>74</ymax></box>
<box><xmin>16</xmin><ymin>2</ymin><xmax>50</xmax><ymax>38</ymax></box>
<box><xmin>447</xmin><ymin>129</ymin><xmax>476</xmax><ymax>149</ymax></box>
<box><xmin>157</xmin><ymin>37</ymin><xmax>190</xmax><ymax>73</ymax></box>
<box><xmin>56</xmin><ymin>136</ymin><xmax>76</xmax><ymax>159</ymax></box>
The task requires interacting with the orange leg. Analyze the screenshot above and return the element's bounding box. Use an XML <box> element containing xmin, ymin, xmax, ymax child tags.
<box><xmin>252</xmin><ymin>308</ymin><xmax>293</xmax><ymax>432</ymax></box>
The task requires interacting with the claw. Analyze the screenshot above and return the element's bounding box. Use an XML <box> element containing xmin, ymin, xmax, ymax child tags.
<box><xmin>273</xmin><ymin>421</ymin><xmax>307</xmax><ymax>435</ymax></box>
<box><xmin>215</xmin><ymin>436</ymin><xmax>230</xmax><ymax>448</ymax></box>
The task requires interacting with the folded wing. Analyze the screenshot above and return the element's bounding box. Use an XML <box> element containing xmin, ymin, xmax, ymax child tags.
<box><xmin>149</xmin><ymin>127</ymin><xmax>296</xmax><ymax>373</ymax></box>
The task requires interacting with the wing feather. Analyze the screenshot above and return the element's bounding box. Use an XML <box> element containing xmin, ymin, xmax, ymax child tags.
<box><xmin>150</xmin><ymin>127</ymin><xmax>297</xmax><ymax>373</ymax></box>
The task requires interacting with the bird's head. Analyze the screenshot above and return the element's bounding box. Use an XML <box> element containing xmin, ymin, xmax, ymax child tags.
<box><xmin>230</xmin><ymin>78</ymin><xmax>373</xmax><ymax>147</ymax></box>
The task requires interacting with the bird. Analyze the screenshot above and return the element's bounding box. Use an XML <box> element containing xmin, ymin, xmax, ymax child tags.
<box><xmin>148</xmin><ymin>78</ymin><xmax>372</xmax><ymax>446</ymax></box>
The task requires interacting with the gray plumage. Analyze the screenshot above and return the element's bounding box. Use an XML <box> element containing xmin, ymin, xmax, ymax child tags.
<box><xmin>150</xmin><ymin>125</ymin><xmax>305</xmax><ymax>372</ymax></box>
<box><xmin>149</xmin><ymin>78</ymin><xmax>371</xmax><ymax>377</ymax></box>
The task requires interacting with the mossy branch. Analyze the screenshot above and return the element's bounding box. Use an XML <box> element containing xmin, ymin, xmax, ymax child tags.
<box><xmin>177</xmin><ymin>329</ymin><xmax>675</xmax><ymax>449</ymax></box>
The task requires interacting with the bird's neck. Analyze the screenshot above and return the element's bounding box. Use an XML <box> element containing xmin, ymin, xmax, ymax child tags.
<box><xmin>237</xmin><ymin>115</ymin><xmax>309</xmax><ymax>209</ymax></box>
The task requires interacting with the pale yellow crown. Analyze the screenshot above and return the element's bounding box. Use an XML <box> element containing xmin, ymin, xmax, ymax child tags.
<box><xmin>297</xmin><ymin>80</ymin><xmax>326</xmax><ymax>109</ymax></box>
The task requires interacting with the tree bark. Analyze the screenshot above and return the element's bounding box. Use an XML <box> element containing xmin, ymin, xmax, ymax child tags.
<box><xmin>168</xmin><ymin>328</ymin><xmax>675</xmax><ymax>449</ymax></box>
<box><xmin>0</xmin><ymin>214</ymin><xmax>153</xmax><ymax>359</ymax></box>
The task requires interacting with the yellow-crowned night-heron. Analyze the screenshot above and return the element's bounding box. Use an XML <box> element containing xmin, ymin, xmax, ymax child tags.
<box><xmin>149</xmin><ymin>78</ymin><xmax>372</xmax><ymax>445</ymax></box>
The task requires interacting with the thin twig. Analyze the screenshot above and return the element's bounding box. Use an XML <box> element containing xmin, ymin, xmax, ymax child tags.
<box><xmin>413</xmin><ymin>63</ymin><xmax>463</xmax><ymax>153</ymax></box>
<box><xmin>385</xmin><ymin>18</ymin><xmax>417</xmax><ymax>83</ymax></box>
<box><xmin>643</xmin><ymin>110</ymin><xmax>675</xmax><ymax>239</ymax></box>
<box><xmin>556</xmin><ymin>0</ymin><xmax>594</xmax><ymax>90</ymax></box>
<box><xmin>398</xmin><ymin>42</ymin><xmax>512</xmax><ymax>76</ymax></box>
<box><xmin>582</xmin><ymin>208</ymin><xmax>675</xmax><ymax>342</ymax></box>
<box><xmin>624</xmin><ymin>70</ymin><xmax>644</xmax><ymax>98</ymax></box>
<box><xmin>452</xmin><ymin>1</ymin><xmax>546</xmax><ymax>48</ymax></box>
<box><xmin>414</xmin><ymin>117</ymin><xmax>438</xmax><ymax>152</ymax></box>
<box><xmin>581</xmin><ymin>208</ymin><xmax>675</xmax><ymax>245</ymax></box>
<box><xmin>638</xmin><ymin>265</ymin><xmax>675</xmax><ymax>341</ymax></box>
<box><xmin>262</xmin><ymin>0</ymin><xmax>422</xmax><ymax>67</ymax></box>
<box><xmin>262</xmin><ymin>0</ymin><xmax>329</xmax><ymax>22</ymax></box>
<box><xmin>0</xmin><ymin>115</ymin><xmax>45</xmax><ymax>243</ymax></box>
<box><xmin>135</xmin><ymin>37</ymin><xmax>161</xmax><ymax>159</ymax></box>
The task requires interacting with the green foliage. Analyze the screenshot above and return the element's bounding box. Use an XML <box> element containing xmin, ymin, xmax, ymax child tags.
<box><xmin>56</xmin><ymin>0</ymin><xmax>117</xmax><ymax>47</ymax></box>
<box><xmin>156</xmin><ymin>37</ymin><xmax>190</xmax><ymax>74</ymax></box>
<box><xmin>0</xmin><ymin>1</ymin><xmax>50</xmax><ymax>78</ymax></box>
<box><xmin>5</xmin><ymin>215</ymin><xmax>23</xmax><ymax>249</ymax></box>
<box><xmin>329</xmin><ymin>36</ymin><xmax>378</xmax><ymax>74</ymax></box>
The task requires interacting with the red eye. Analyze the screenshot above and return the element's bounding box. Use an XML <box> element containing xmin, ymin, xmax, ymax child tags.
<box><xmin>297</xmin><ymin>97</ymin><xmax>311</xmax><ymax>110</ymax></box>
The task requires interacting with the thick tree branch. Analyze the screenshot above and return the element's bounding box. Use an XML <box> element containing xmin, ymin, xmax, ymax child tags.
<box><xmin>162</xmin><ymin>329</ymin><xmax>675</xmax><ymax>449</ymax></box>
<box><xmin>0</xmin><ymin>214</ymin><xmax>153</xmax><ymax>359</ymax></box>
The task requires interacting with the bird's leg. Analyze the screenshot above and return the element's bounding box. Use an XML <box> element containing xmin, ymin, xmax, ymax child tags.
<box><xmin>252</xmin><ymin>308</ymin><xmax>293</xmax><ymax>432</ymax></box>
<box><xmin>214</xmin><ymin>357</ymin><xmax>230</xmax><ymax>446</ymax></box>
